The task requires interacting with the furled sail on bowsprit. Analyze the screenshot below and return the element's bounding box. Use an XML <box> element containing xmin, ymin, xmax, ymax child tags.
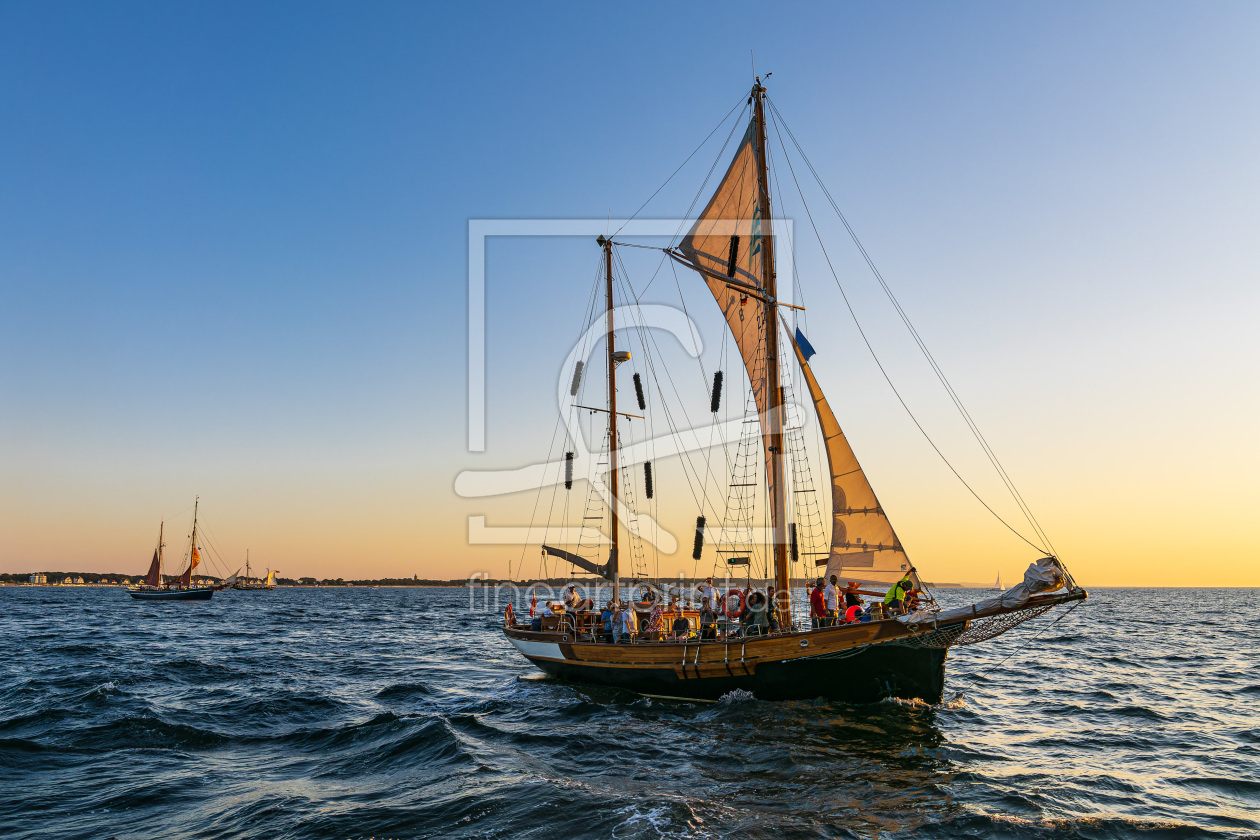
<box><xmin>673</xmin><ymin>122</ymin><xmax>777</xmax><ymax>495</ymax></box>
<box><xmin>789</xmin><ymin>329</ymin><xmax>918</xmax><ymax>588</ymax></box>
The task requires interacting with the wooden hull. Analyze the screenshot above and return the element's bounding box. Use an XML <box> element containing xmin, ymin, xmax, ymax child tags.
<box><xmin>504</xmin><ymin>617</ymin><xmax>959</xmax><ymax>703</ymax></box>
<box><xmin>127</xmin><ymin>587</ymin><xmax>214</xmax><ymax>601</ymax></box>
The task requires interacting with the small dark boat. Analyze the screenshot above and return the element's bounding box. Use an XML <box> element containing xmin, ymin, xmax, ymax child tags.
<box><xmin>129</xmin><ymin>586</ymin><xmax>213</xmax><ymax>601</ymax></box>
<box><xmin>127</xmin><ymin>499</ymin><xmax>216</xmax><ymax>602</ymax></box>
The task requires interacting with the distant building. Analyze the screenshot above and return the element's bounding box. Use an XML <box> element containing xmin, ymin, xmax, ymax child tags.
<box><xmin>74</xmin><ymin>576</ymin><xmax>84</xmax><ymax>585</ymax></box>
<box><xmin>28</xmin><ymin>573</ymin><xmax>47</xmax><ymax>585</ymax></box>
<box><xmin>63</xmin><ymin>576</ymin><xmax>73</xmax><ymax>585</ymax></box>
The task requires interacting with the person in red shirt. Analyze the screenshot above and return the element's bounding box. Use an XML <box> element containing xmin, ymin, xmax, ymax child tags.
<box><xmin>808</xmin><ymin>578</ymin><xmax>827</xmax><ymax>629</ymax></box>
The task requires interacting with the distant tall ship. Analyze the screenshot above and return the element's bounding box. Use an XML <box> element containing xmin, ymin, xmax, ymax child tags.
<box><xmin>128</xmin><ymin>498</ymin><xmax>215</xmax><ymax>601</ymax></box>
<box><xmin>233</xmin><ymin>551</ymin><xmax>276</xmax><ymax>591</ymax></box>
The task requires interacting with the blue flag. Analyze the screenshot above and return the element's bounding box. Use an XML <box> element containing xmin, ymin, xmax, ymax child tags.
<box><xmin>794</xmin><ymin>328</ymin><xmax>817</xmax><ymax>362</ymax></box>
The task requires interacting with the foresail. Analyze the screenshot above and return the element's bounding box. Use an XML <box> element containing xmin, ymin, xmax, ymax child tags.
<box><xmin>676</xmin><ymin>121</ymin><xmax>776</xmax><ymax>492</ymax></box>
<box><xmin>788</xmin><ymin>331</ymin><xmax>917</xmax><ymax>589</ymax></box>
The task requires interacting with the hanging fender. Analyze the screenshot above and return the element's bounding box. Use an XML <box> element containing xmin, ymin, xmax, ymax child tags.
<box><xmin>725</xmin><ymin>589</ymin><xmax>745</xmax><ymax>620</ymax></box>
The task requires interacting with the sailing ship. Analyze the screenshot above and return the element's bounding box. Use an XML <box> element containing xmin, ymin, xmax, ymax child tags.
<box><xmin>498</xmin><ymin>79</ymin><xmax>1087</xmax><ymax>703</ymax></box>
<box><xmin>988</xmin><ymin>573</ymin><xmax>1006</xmax><ymax>592</ymax></box>
<box><xmin>232</xmin><ymin>550</ymin><xmax>276</xmax><ymax>591</ymax></box>
<box><xmin>128</xmin><ymin>498</ymin><xmax>215</xmax><ymax>601</ymax></box>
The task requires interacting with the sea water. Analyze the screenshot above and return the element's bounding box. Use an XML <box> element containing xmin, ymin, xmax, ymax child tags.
<box><xmin>1</xmin><ymin>586</ymin><xmax>1256</xmax><ymax>839</ymax></box>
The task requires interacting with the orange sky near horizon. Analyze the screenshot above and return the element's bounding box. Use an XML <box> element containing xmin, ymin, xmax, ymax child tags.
<box><xmin>3</xmin><ymin>6</ymin><xmax>1259</xmax><ymax>590</ymax></box>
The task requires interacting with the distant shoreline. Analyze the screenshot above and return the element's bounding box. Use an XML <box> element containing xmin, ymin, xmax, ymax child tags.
<box><xmin>1</xmin><ymin>582</ymin><xmax>1254</xmax><ymax>589</ymax></box>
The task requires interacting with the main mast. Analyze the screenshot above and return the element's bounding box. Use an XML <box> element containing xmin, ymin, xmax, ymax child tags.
<box><xmin>158</xmin><ymin>520</ymin><xmax>165</xmax><ymax>585</ymax></box>
<box><xmin>599</xmin><ymin>236</ymin><xmax>621</xmax><ymax>606</ymax></box>
<box><xmin>752</xmin><ymin>79</ymin><xmax>791</xmax><ymax>627</ymax></box>
<box><xmin>189</xmin><ymin>496</ymin><xmax>199</xmax><ymax>588</ymax></box>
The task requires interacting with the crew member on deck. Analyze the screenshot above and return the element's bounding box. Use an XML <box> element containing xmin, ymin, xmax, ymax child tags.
<box><xmin>613</xmin><ymin>606</ymin><xmax>635</xmax><ymax>643</ymax></box>
<box><xmin>823</xmin><ymin>576</ymin><xmax>840</xmax><ymax>626</ymax></box>
<box><xmin>698</xmin><ymin>576</ymin><xmax>717</xmax><ymax>608</ymax></box>
<box><xmin>600</xmin><ymin>601</ymin><xmax>614</xmax><ymax>643</ymax></box>
<box><xmin>743</xmin><ymin>592</ymin><xmax>770</xmax><ymax>636</ymax></box>
<box><xmin>845</xmin><ymin>581</ymin><xmax>864</xmax><ymax>611</ymax></box>
<box><xmin>809</xmin><ymin>579</ymin><xmax>827</xmax><ymax>629</ymax></box>
<box><xmin>565</xmin><ymin>585</ymin><xmax>594</xmax><ymax>612</ymax></box>
<box><xmin>884</xmin><ymin>576</ymin><xmax>913</xmax><ymax>615</ymax></box>
<box><xmin>532</xmin><ymin>601</ymin><xmax>557</xmax><ymax>632</ymax></box>
<box><xmin>699</xmin><ymin>597</ymin><xmax>718</xmax><ymax>640</ymax></box>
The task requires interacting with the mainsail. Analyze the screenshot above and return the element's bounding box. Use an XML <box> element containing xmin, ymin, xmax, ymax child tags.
<box><xmin>144</xmin><ymin>549</ymin><xmax>160</xmax><ymax>587</ymax></box>
<box><xmin>789</xmin><ymin>330</ymin><xmax>918</xmax><ymax>588</ymax></box>
<box><xmin>674</xmin><ymin>122</ymin><xmax>777</xmax><ymax>496</ymax></box>
<box><xmin>177</xmin><ymin>516</ymin><xmax>201</xmax><ymax>588</ymax></box>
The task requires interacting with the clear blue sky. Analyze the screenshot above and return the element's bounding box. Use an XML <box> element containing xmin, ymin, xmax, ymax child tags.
<box><xmin>2</xmin><ymin>2</ymin><xmax>1257</xmax><ymax>584</ymax></box>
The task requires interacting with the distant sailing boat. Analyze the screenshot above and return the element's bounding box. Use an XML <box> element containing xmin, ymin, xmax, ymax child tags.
<box><xmin>988</xmin><ymin>573</ymin><xmax>1006</xmax><ymax>592</ymax></box>
<box><xmin>233</xmin><ymin>550</ymin><xmax>276</xmax><ymax>591</ymax></box>
<box><xmin>498</xmin><ymin>78</ymin><xmax>1087</xmax><ymax>703</ymax></box>
<box><xmin>128</xmin><ymin>499</ymin><xmax>215</xmax><ymax>601</ymax></box>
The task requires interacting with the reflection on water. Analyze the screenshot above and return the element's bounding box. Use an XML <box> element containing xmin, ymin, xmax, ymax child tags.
<box><xmin>0</xmin><ymin>586</ymin><xmax>1255</xmax><ymax>839</ymax></box>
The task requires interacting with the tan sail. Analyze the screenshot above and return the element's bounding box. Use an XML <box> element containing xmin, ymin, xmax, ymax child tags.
<box><xmin>788</xmin><ymin>331</ymin><xmax>916</xmax><ymax>588</ymax></box>
<box><xmin>675</xmin><ymin>122</ymin><xmax>776</xmax><ymax>492</ymax></box>
<box><xmin>144</xmin><ymin>549</ymin><xmax>160</xmax><ymax>587</ymax></box>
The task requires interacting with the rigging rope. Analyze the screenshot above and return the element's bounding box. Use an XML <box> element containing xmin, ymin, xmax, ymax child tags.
<box><xmin>511</xmin><ymin>250</ymin><xmax>604</xmax><ymax>582</ymax></box>
<box><xmin>944</xmin><ymin>600</ymin><xmax>1084</xmax><ymax>704</ymax></box>
<box><xmin>613</xmin><ymin>94</ymin><xmax>748</xmax><ymax>239</ymax></box>
<box><xmin>766</xmin><ymin>96</ymin><xmax>1059</xmax><ymax>560</ymax></box>
<box><xmin>762</xmin><ymin>99</ymin><xmax>1050</xmax><ymax>556</ymax></box>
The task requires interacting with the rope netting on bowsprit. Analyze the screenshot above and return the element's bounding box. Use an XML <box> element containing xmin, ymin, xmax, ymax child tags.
<box><xmin>896</xmin><ymin>603</ymin><xmax>1057</xmax><ymax>649</ymax></box>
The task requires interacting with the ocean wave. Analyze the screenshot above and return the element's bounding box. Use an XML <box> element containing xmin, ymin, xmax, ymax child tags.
<box><xmin>1173</xmin><ymin>775</ymin><xmax>1260</xmax><ymax>803</ymax></box>
<box><xmin>374</xmin><ymin>681</ymin><xmax>434</xmax><ymax>700</ymax></box>
<box><xmin>917</xmin><ymin>813</ymin><xmax>1236</xmax><ymax>839</ymax></box>
<box><xmin>72</xmin><ymin>713</ymin><xmax>229</xmax><ymax>751</ymax></box>
<box><xmin>312</xmin><ymin>716</ymin><xmax>478</xmax><ymax>777</ymax></box>
<box><xmin>2</xmin><ymin>586</ymin><xmax>1257</xmax><ymax>840</ymax></box>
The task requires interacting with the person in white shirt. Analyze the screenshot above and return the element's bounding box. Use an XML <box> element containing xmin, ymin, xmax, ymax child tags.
<box><xmin>698</xmin><ymin>577</ymin><xmax>717</xmax><ymax>609</ymax></box>
<box><xmin>823</xmin><ymin>575</ymin><xmax>840</xmax><ymax>626</ymax></box>
<box><xmin>564</xmin><ymin>585</ymin><xmax>593</xmax><ymax>611</ymax></box>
